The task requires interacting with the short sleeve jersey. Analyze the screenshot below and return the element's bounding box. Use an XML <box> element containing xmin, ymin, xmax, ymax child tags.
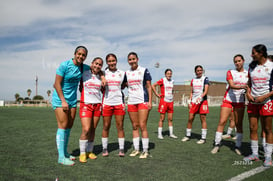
<box><xmin>156</xmin><ymin>77</ymin><xmax>174</xmax><ymax>102</ymax></box>
<box><xmin>52</xmin><ymin>59</ymin><xmax>84</xmax><ymax>107</ymax></box>
<box><xmin>103</xmin><ymin>69</ymin><xmax>126</xmax><ymax>105</ymax></box>
<box><xmin>248</xmin><ymin>59</ymin><xmax>273</xmax><ymax>104</ymax></box>
<box><xmin>80</xmin><ymin>68</ymin><xmax>102</xmax><ymax>104</ymax></box>
<box><xmin>223</xmin><ymin>69</ymin><xmax>248</xmax><ymax>103</ymax></box>
<box><xmin>191</xmin><ymin>76</ymin><xmax>209</xmax><ymax>102</ymax></box>
<box><xmin>126</xmin><ymin>66</ymin><xmax>152</xmax><ymax>104</ymax></box>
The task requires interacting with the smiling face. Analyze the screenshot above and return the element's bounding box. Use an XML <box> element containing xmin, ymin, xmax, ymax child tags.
<box><xmin>251</xmin><ymin>48</ymin><xmax>263</xmax><ymax>62</ymax></box>
<box><xmin>165</xmin><ymin>70</ymin><xmax>172</xmax><ymax>80</ymax></box>
<box><xmin>73</xmin><ymin>48</ymin><xmax>87</xmax><ymax>66</ymax></box>
<box><xmin>233</xmin><ymin>56</ymin><xmax>244</xmax><ymax>71</ymax></box>
<box><xmin>128</xmin><ymin>54</ymin><xmax>138</xmax><ymax>70</ymax></box>
<box><xmin>195</xmin><ymin>67</ymin><xmax>203</xmax><ymax>78</ymax></box>
<box><xmin>91</xmin><ymin>58</ymin><xmax>103</xmax><ymax>74</ymax></box>
<box><xmin>106</xmin><ymin>55</ymin><xmax>117</xmax><ymax>71</ymax></box>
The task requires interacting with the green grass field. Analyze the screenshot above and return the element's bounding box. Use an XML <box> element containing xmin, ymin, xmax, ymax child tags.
<box><xmin>0</xmin><ymin>106</ymin><xmax>273</xmax><ymax>181</ymax></box>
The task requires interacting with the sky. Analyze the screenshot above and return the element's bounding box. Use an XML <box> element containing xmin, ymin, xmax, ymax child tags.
<box><xmin>0</xmin><ymin>0</ymin><xmax>273</xmax><ymax>101</ymax></box>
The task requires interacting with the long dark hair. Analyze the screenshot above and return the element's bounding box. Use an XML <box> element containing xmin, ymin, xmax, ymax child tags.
<box><xmin>249</xmin><ymin>44</ymin><xmax>267</xmax><ymax>69</ymax></box>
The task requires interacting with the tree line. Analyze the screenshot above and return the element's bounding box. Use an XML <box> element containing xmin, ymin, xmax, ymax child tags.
<box><xmin>14</xmin><ymin>89</ymin><xmax>52</xmax><ymax>103</ymax></box>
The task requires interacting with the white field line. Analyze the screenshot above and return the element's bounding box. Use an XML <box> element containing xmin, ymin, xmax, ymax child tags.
<box><xmin>226</xmin><ymin>166</ymin><xmax>269</xmax><ymax>181</ymax></box>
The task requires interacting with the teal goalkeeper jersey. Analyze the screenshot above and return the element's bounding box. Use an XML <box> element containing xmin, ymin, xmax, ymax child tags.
<box><xmin>52</xmin><ymin>59</ymin><xmax>89</xmax><ymax>108</ymax></box>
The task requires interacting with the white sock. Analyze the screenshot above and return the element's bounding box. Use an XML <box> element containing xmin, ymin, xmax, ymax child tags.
<box><xmin>86</xmin><ymin>141</ymin><xmax>94</xmax><ymax>153</ymax></box>
<box><xmin>251</xmin><ymin>140</ymin><xmax>259</xmax><ymax>155</ymax></box>
<box><xmin>158</xmin><ymin>127</ymin><xmax>163</xmax><ymax>136</ymax></box>
<box><xmin>142</xmin><ymin>138</ymin><xmax>149</xmax><ymax>152</ymax></box>
<box><xmin>215</xmin><ymin>132</ymin><xmax>222</xmax><ymax>145</ymax></box>
<box><xmin>235</xmin><ymin>133</ymin><xmax>243</xmax><ymax>148</ymax></box>
<box><xmin>201</xmin><ymin>129</ymin><xmax>207</xmax><ymax>139</ymax></box>
<box><xmin>118</xmin><ymin>138</ymin><xmax>125</xmax><ymax>150</ymax></box>
<box><xmin>102</xmin><ymin>137</ymin><xmax>108</xmax><ymax>150</ymax></box>
<box><xmin>227</xmin><ymin>127</ymin><xmax>233</xmax><ymax>135</ymax></box>
<box><xmin>265</xmin><ymin>143</ymin><xmax>273</xmax><ymax>158</ymax></box>
<box><xmin>79</xmin><ymin>139</ymin><xmax>88</xmax><ymax>154</ymax></box>
<box><xmin>133</xmin><ymin>137</ymin><xmax>140</xmax><ymax>151</ymax></box>
<box><xmin>186</xmin><ymin>128</ymin><xmax>191</xmax><ymax>137</ymax></box>
<box><xmin>169</xmin><ymin>126</ymin><xmax>174</xmax><ymax>135</ymax></box>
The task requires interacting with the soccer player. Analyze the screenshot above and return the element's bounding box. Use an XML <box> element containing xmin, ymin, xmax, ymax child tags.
<box><xmin>181</xmin><ymin>65</ymin><xmax>209</xmax><ymax>144</ymax></box>
<box><xmin>101</xmin><ymin>53</ymin><xmax>127</xmax><ymax>157</ymax></box>
<box><xmin>78</xmin><ymin>57</ymin><xmax>104</xmax><ymax>163</ymax></box>
<box><xmin>152</xmin><ymin>68</ymin><xmax>177</xmax><ymax>139</ymax></box>
<box><xmin>126</xmin><ymin>52</ymin><xmax>152</xmax><ymax>159</ymax></box>
<box><xmin>244</xmin><ymin>44</ymin><xmax>273</xmax><ymax>167</ymax></box>
<box><xmin>52</xmin><ymin>46</ymin><xmax>88</xmax><ymax>166</ymax></box>
<box><xmin>211</xmin><ymin>54</ymin><xmax>248</xmax><ymax>155</ymax></box>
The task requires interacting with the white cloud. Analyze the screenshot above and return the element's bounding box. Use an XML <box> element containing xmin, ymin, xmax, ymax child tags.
<box><xmin>0</xmin><ymin>0</ymin><xmax>273</xmax><ymax>100</ymax></box>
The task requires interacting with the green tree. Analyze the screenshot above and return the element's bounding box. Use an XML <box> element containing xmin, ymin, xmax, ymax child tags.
<box><xmin>15</xmin><ymin>93</ymin><xmax>20</xmax><ymax>101</ymax></box>
<box><xmin>27</xmin><ymin>89</ymin><xmax>32</xmax><ymax>97</ymax></box>
<box><xmin>33</xmin><ymin>95</ymin><xmax>44</xmax><ymax>100</ymax></box>
<box><xmin>47</xmin><ymin>90</ymin><xmax>51</xmax><ymax>97</ymax></box>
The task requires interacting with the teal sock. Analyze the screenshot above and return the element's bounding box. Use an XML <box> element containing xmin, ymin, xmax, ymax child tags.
<box><xmin>56</xmin><ymin>128</ymin><xmax>65</xmax><ymax>159</ymax></box>
<box><xmin>64</xmin><ymin>129</ymin><xmax>71</xmax><ymax>157</ymax></box>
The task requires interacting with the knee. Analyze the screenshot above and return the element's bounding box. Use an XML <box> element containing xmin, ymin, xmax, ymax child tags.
<box><xmin>81</xmin><ymin>128</ymin><xmax>90</xmax><ymax>137</ymax></box>
<box><xmin>132</xmin><ymin>124</ymin><xmax>139</xmax><ymax>130</ymax></box>
<box><xmin>103</xmin><ymin>124</ymin><xmax>110</xmax><ymax>131</ymax></box>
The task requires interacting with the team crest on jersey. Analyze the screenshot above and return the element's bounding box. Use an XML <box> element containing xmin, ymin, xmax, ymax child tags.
<box><xmin>112</xmin><ymin>74</ymin><xmax>115</xmax><ymax>77</ymax></box>
<box><xmin>119</xmin><ymin>73</ymin><xmax>121</xmax><ymax>77</ymax></box>
<box><xmin>138</xmin><ymin>72</ymin><xmax>141</xmax><ymax>75</ymax></box>
<box><xmin>265</xmin><ymin>68</ymin><xmax>269</xmax><ymax>72</ymax></box>
<box><xmin>258</xmin><ymin>69</ymin><xmax>261</xmax><ymax>73</ymax></box>
<box><xmin>132</xmin><ymin>73</ymin><xmax>135</xmax><ymax>76</ymax></box>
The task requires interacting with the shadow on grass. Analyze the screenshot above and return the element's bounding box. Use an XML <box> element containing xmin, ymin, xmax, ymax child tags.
<box><xmin>220</xmin><ymin>139</ymin><xmax>251</xmax><ymax>156</ymax></box>
<box><xmin>71</xmin><ymin>140</ymin><xmax>155</xmax><ymax>156</ymax></box>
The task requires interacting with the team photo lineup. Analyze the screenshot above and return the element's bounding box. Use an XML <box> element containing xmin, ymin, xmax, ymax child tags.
<box><xmin>52</xmin><ymin>44</ymin><xmax>273</xmax><ymax>169</ymax></box>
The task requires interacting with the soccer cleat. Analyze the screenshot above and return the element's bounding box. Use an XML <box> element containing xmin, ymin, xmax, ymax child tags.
<box><xmin>243</xmin><ymin>154</ymin><xmax>259</xmax><ymax>162</ymax></box>
<box><xmin>87</xmin><ymin>152</ymin><xmax>97</xmax><ymax>160</ymax></box>
<box><xmin>211</xmin><ymin>145</ymin><xmax>220</xmax><ymax>154</ymax></box>
<box><xmin>58</xmin><ymin>157</ymin><xmax>75</xmax><ymax>166</ymax></box>
<box><xmin>234</xmin><ymin>147</ymin><xmax>242</xmax><ymax>155</ymax></box>
<box><xmin>232</xmin><ymin>135</ymin><xmax>237</xmax><ymax>140</ymax></box>
<box><xmin>139</xmin><ymin>151</ymin><xmax>149</xmax><ymax>159</ymax></box>
<box><xmin>221</xmin><ymin>134</ymin><xmax>231</xmax><ymax>139</ymax></box>
<box><xmin>181</xmin><ymin>136</ymin><xmax>190</xmax><ymax>142</ymax></box>
<box><xmin>263</xmin><ymin>157</ymin><xmax>272</xmax><ymax>167</ymax></box>
<box><xmin>158</xmin><ymin>135</ymin><xmax>164</xmax><ymax>139</ymax></box>
<box><xmin>129</xmin><ymin>150</ymin><xmax>140</xmax><ymax>157</ymax></box>
<box><xmin>169</xmin><ymin>134</ymin><xmax>178</xmax><ymax>139</ymax></box>
<box><xmin>79</xmin><ymin>153</ymin><xmax>87</xmax><ymax>163</ymax></box>
<box><xmin>102</xmin><ymin>149</ymin><xmax>109</xmax><ymax>157</ymax></box>
<box><xmin>119</xmin><ymin>149</ymin><xmax>125</xmax><ymax>157</ymax></box>
<box><xmin>65</xmin><ymin>154</ymin><xmax>76</xmax><ymax>161</ymax></box>
<box><xmin>197</xmin><ymin>139</ymin><xmax>206</xmax><ymax>144</ymax></box>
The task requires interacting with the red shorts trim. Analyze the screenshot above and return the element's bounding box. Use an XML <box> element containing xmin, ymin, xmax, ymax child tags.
<box><xmin>79</xmin><ymin>102</ymin><xmax>102</xmax><ymax>118</ymax></box>
<box><xmin>189</xmin><ymin>100</ymin><xmax>209</xmax><ymax>114</ymax></box>
<box><xmin>158</xmin><ymin>99</ymin><xmax>173</xmax><ymax>113</ymax></box>
<box><xmin>127</xmin><ymin>103</ymin><xmax>149</xmax><ymax>112</ymax></box>
<box><xmin>102</xmin><ymin>104</ymin><xmax>125</xmax><ymax>116</ymax></box>
<box><xmin>247</xmin><ymin>100</ymin><xmax>273</xmax><ymax>116</ymax></box>
<box><xmin>221</xmin><ymin>100</ymin><xmax>245</xmax><ymax>109</ymax></box>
